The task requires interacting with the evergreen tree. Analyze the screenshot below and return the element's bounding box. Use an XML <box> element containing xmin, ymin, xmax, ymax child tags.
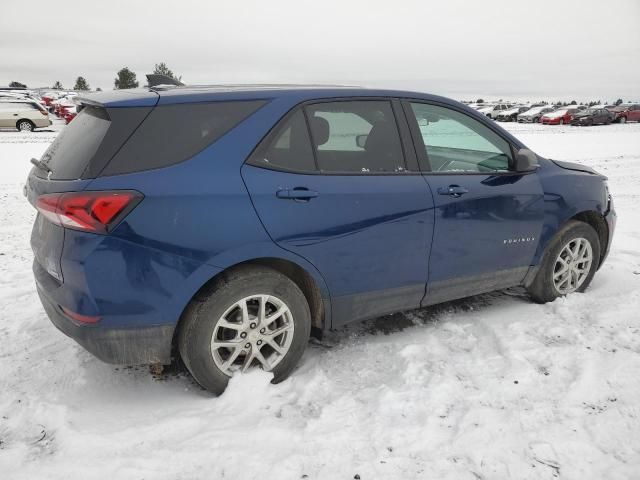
<box><xmin>74</xmin><ymin>76</ymin><xmax>90</xmax><ymax>91</ymax></box>
<box><xmin>9</xmin><ymin>81</ymin><xmax>27</xmax><ymax>88</ymax></box>
<box><xmin>570</xmin><ymin>100</ymin><xmax>577</xmax><ymax>105</ymax></box>
<box><xmin>476</xmin><ymin>99</ymin><xmax>484</xmax><ymax>104</ymax></box>
<box><xmin>114</xmin><ymin>67</ymin><xmax>139</xmax><ymax>89</ymax></box>
<box><xmin>615</xmin><ymin>98</ymin><xmax>623</xmax><ymax>106</ymax></box>
<box><xmin>96</xmin><ymin>87</ymin><xmax>103</xmax><ymax>92</ymax></box>
<box><xmin>52</xmin><ymin>80</ymin><xmax>63</xmax><ymax>90</ymax></box>
<box><xmin>153</xmin><ymin>62</ymin><xmax>181</xmax><ymax>82</ymax></box>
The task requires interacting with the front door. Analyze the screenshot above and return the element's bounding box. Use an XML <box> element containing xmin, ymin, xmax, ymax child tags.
<box><xmin>242</xmin><ymin>100</ymin><xmax>434</xmax><ymax>326</ymax></box>
<box><xmin>403</xmin><ymin>101</ymin><xmax>545</xmax><ymax>305</ymax></box>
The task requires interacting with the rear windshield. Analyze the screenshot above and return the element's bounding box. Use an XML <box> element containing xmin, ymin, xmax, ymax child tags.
<box><xmin>40</xmin><ymin>106</ymin><xmax>112</xmax><ymax>180</ymax></box>
<box><xmin>101</xmin><ymin>100</ymin><xmax>266</xmax><ymax>176</ymax></box>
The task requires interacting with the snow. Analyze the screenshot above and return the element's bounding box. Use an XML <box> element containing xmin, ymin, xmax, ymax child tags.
<box><xmin>1</xmin><ymin>121</ymin><xmax>640</xmax><ymax>479</ymax></box>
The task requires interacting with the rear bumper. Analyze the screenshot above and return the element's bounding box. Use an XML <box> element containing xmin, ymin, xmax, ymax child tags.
<box><xmin>36</xmin><ymin>278</ymin><xmax>174</xmax><ymax>365</ymax></box>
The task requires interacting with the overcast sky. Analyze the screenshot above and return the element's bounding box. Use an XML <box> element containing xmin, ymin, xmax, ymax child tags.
<box><xmin>1</xmin><ymin>0</ymin><xmax>639</xmax><ymax>101</ymax></box>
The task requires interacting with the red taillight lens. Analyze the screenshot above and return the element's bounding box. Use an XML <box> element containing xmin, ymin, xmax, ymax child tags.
<box><xmin>36</xmin><ymin>190</ymin><xmax>142</xmax><ymax>233</ymax></box>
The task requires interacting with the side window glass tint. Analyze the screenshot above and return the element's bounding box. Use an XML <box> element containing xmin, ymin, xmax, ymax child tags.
<box><xmin>409</xmin><ymin>103</ymin><xmax>512</xmax><ymax>173</ymax></box>
<box><xmin>305</xmin><ymin>101</ymin><xmax>405</xmax><ymax>173</ymax></box>
<box><xmin>248</xmin><ymin>109</ymin><xmax>316</xmax><ymax>172</ymax></box>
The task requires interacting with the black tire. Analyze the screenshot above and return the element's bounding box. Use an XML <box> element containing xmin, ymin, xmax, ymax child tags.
<box><xmin>16</xmin><ymin>119</ymin><xmax>35</xmax><ymax>132</ymax></box>
<box><xmin>526</xmin><ymin>220</ymin><xmax>601</xmax><ymax>304</ymax></box>
<box><xmin>178</xmin><ymin>265</ymin><xmax>311</xmax><ymax>395</ymax></box>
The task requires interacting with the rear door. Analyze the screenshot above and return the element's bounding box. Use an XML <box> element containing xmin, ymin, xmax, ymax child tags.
<box><xmin>242</xmin><ymin>100</ymin><xmax>434</xmax><ymax>326</ymax></box>
<box><xmin>0</xmin><ymin>102</ymin><xmax>17</xmax><ymax>127</ymax></box>
<box><xmin>403</xmin><ymin>101</ymin><xmax>544</xmax><ymax>305</ymax></box>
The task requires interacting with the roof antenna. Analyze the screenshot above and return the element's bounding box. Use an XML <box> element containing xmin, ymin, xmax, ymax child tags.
<box><xmin>146</xmin><ymin>74</ymin><xmax>184</xmax><ymax>87</ymax></box>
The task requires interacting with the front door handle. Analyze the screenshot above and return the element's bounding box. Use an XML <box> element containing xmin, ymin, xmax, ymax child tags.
<box><xmin>437</xmin><ymin>185</ymin><xmax>469</xmax><ymax>198</ymax></box>
<box><xmin>276</xmin><ymin>188</ymin><xmax>319</xmax><ymax>200</ymax></box>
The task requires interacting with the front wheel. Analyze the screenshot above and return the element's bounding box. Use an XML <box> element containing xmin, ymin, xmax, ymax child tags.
<box><xmin>178</xmin><ymin>265</ymin><xmax>311</xmax><ymax>395</ymax></box>
<box><xmin>527</xmin><ymin>221</ymin><xmax>600</xmax><ymax>303</ymax></box>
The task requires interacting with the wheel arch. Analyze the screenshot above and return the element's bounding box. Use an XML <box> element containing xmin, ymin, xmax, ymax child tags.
<box><xmin>171</xmin><ymin>256</ymin><xmax>329</xmax><ymax>363</ymax></box>
<box><xmin>570</xmin><ymin>210</ymin><xmax>609</xmax><ymax>268</ymax></box>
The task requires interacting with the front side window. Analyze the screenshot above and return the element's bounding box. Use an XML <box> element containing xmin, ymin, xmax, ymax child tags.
<box><xmin>305</xmin><ymin>101</ymin><xmax>406</xmax><ymax>173</ymax></box>
<box><xmin>409</xmin><ymin>103</ymin><xmax>512</xmax><ymax>173</ymax></box>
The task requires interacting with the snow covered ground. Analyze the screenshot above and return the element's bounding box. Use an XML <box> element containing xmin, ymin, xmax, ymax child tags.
<box><xmin>1</xmin><ymin>121</ymin><xmax>639</xmax><ymax>479</ymax></box>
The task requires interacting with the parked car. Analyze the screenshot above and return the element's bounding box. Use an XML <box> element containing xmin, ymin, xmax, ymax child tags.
<box><xmin>0</xmin><ymin>99</ymin><xmax>51</xmax><ymax>131</ymax></box>
<box><xmin>496</xmin><ymin>106</ymin><xmax>529</xmax><ymax>122</ymax></box>
<box><xmin>26</xmin><ymin>86</ymin><xmax>616</xmax><ymax>394</ymax></box>
<box><xmin>61</xmin><ymin>104</ymin><xmax>77</xmax><ymax>124</ymax></box>
<box><xmin>570</xmin><ymin>108</ymin><xmax>614</xmax><ymax>126</ymax></box>
<box><xmin>517</xmin><ymin>106</ymin><xmax>555</xmax><ymax>123</ymax></box>
<box><xmin>540</xmin><ymin>108</ymin><xmax>581</xmax><ymax>125</ymax></box>
<box><xmin>608</xmin><ymin>104</ymin><xmax>640</xmax><ymax>123</ymax></box>
<box><xmin>478</xmin><ymin>103</ymin><xmax>514</xmax><ymax>119</ymax></box>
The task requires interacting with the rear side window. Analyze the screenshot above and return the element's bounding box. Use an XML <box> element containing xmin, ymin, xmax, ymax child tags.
<box><xmin>102</xmin><ymin>100</ymin><xmax>266</xmax><ymax>176</ymax></box>
<box><xmin>247</xmin><ymin>109</ymin><xmax>316</xmax><ymax>172</ymax></box>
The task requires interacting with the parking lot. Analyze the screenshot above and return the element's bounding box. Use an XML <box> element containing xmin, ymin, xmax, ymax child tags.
<box><xmin>1</xmin><ymin>121</ymin><xmax>639</xmax><ymax>479</ymax></box>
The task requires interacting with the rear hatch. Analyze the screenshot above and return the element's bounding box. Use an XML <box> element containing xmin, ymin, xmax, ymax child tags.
<box><xmin>26</xmin><ymin>90</ymin><xmax>159</xmax><ymax>283</ymax></box>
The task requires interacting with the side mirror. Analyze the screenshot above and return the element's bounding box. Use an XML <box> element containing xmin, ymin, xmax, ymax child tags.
<box><xmin>514</xmin><ymin>148</ymin><xmax>539</xmax><ymax>172</ymax></box>
<box><xmin>356</xmin><ymin>134</ymin><xmax>368</xmax><ymax>149</ymax></box>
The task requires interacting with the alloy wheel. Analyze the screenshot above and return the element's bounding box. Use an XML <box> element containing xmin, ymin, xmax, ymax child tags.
<box><xmin>18</xmin><ymin>121</ymin><xmax>33</xmax><ymax>131</ymax></box>
<box><xmin>210</xmin><ymin>294</ymin><xmax>295</xmax><ymax>375</ymax></box>
<box><xmin>552</xmin><ymin>237</ymin><xmax>593</xmax><ymax>294</ymax></box>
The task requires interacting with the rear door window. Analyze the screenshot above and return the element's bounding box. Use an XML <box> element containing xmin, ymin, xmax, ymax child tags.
<box><xmin>305</xmin><ymin>101</ymin><xmax>406</xmax><ymax>173</ymax></box>
<box><xmin>246</xmin><ymin>109</ymin><xmax>317</xmax><ymax>172</ymax></box>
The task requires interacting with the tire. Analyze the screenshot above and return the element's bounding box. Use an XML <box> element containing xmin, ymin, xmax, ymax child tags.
<box><xmin>605</xmin><ymin>118</ymin><xmax>612</xmax><ymax>125</ymax></box>
<box><xmin>526</xmin><ymin>220</ymin><xmax>601</xmax><ymax>304</ymax></box>
<box><xmin>178</xmin><ymin>265</ymin><xmax>311</xmax><ymax>395</ymax></box>
<box><xmin>17</xmin><ymin>119</ymin><xmax>34</xmax><ymax>132</ymax></box>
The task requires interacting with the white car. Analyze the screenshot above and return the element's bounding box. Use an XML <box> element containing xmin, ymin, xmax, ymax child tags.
<box><xmin>0</xmin><ymin>99</ymin><xmax>51</xmax><ymax>131</ymax></box>
<box><xmin>477</xmin><ymin>103</ymin><xmax>514</xmax><ymax>119</ymax></box>
<box><xmin>517</xmin><ymin>106</ymin><xmax>555</xmax><ymax>123</ymax></box>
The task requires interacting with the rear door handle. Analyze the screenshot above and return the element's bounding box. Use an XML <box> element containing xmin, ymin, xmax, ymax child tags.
<box><xmin>437</xmin><ymin>185</ymin><xmax>469</xmax><ymax>198</ymax></box>
<box><xmin>276</xmin><ymin>188</ymin><xmax>319</xmax><ymax>200</ymax></box>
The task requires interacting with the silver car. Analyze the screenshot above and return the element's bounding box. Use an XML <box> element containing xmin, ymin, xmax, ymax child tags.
<box><xmin>0</xmin><ymin>99</ymin><xmax>52</xmax><ymax>131</ymax></box>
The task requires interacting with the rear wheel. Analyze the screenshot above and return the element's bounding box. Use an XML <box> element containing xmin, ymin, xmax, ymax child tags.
<box><xmin>527</xmin><ymin>221</ymin><xmax>600</xmax><ymax>303</ymax></box>
<box><xmin>17</xmin><ymin>119</ymin><xmax>34</xmax><ymax>132</ymax></box>
<box><xmin>178</xmin><ymin>265</ymin><xmax>311</xmax><ymax>395</ymax></box>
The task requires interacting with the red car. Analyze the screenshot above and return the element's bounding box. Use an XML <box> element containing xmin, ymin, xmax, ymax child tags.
<box><xmin>540</xmin><ymin>108</ymin><xmax>580</xmax><ymax>125</ymax></box>
<box><xmin>609</xmin><ymin>104</ymin><xmax>640</xmax><ymax>123</ymax></box>
<box><xmin>61</xmin><ymin>105</ymin><xmax>77</xmax><ymax>124</ymax></box>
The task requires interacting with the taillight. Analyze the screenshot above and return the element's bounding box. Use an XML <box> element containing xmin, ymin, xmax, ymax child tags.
<box><xmin>36</xmin><ymin>190</ymin><xmax>142</xmax><ymax>233</ymax></box>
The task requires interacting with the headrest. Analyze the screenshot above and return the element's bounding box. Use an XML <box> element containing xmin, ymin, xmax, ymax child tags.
<box><xmin>364</xmin><ymin>120</ymin><xmax>396</xmax><ymax>152</ymax></box>
<box><xmin>309</xmin><ymin>116</ymin><xmax>330</xmax><ymax>145</ymax></box>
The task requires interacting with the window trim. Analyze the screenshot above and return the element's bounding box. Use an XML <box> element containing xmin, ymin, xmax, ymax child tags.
<box><xmin>400</xmin><ymin>99</ymin><xmax>531</xmax><ymax>176</ymax></box>
<box><xmin>246</xmin><ymin>96</ymin><xmax>422</xmax><ymax>176</ymax></box>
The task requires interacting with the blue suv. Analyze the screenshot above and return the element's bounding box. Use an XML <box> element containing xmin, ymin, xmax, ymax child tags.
<box><xmin>27</xmin><ymin>86</ymin><xmax>616</xmax><ymax>394</ymax></box>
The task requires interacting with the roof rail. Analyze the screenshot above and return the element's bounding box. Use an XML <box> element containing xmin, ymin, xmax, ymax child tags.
<box><xmin>148</xmin><ymin>82</ymin><xmax>363</xmax><ymax>92</ymax></box>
